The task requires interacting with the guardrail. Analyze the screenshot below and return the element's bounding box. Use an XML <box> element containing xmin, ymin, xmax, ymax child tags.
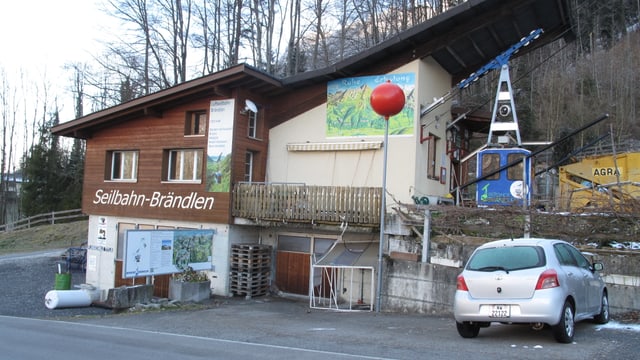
<box><xmin>0</xmin><ymin>209</ymin><xmax>87</xmax><ymax>233</ymax></box>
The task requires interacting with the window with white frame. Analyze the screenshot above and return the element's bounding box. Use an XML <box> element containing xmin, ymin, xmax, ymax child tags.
<box><xmin>247</xmin><ymin>110</ymin><xmax>257</xmax><ymax>138</ymax></box>
<box><xmin>108</xmin><ymin>150</ymin><xmax>138</xmax><ymax>181</ymax></box>
<box><xmin>244</xmin><ymin>151</ymin><xmax>254</xmax><ymax>182</ymax></box>
<box><xmin>165</xmin><ymin>149</ymin><xmax>203</xmax><ymax>182</ymax></box>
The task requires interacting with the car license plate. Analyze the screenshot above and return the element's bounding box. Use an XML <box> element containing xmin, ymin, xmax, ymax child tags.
<box><xmin>489</xmin><ymin>305</ymin><xmax>511</xmax><ymax>318</ymax></box>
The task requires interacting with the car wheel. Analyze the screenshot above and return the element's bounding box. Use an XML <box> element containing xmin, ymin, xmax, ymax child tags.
<box><xmin>552</xmin><ymin>301</ymin><xmax>575</xmax><ymax>343</ymax></box>
<box><xmin>593</xmin><ymin>292</ymin><xmax>610</xmax><ymax>324</ymax></box>
<box><xmin>456</xmin><ymin>321</ymin><xmax>480</xmax><ymax>338</ymax></box>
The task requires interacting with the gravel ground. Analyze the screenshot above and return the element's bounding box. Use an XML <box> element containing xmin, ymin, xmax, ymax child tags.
<box><xmin>2</xmin><ymin>249</ymin><xmax>639</xmax><ymax>325</ymax></box>
<box><xmin>0</xmin><ymin>250</ymin><xmax>113</xmax><ymax>318</ymax></box>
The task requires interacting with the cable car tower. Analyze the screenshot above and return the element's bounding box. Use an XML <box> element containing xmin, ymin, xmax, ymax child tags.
<box><xmin>422</xmin><ymin>29</ymin><xmax>543</xmax><ymax>145</ymax></box>
<box><xmin>458</xmin><ymin>28</ymin><xmax>542</xmax><ymax>146</ymax></box>
<box><xmin>422</xmin><ymin>29</ymin><xmax>544</xmax><ymax>207</ymax></box>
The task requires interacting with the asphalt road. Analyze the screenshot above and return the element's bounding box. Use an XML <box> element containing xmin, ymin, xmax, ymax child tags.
<box><xmin>0</xmin><ymin>250</ymin><xmax>639</xmax><ymax>360</ymax></box>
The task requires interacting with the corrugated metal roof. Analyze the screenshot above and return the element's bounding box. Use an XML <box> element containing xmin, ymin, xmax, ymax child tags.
<box><xmin>316</xmin><ymin>242</ymin><xmax>378</xmax><ymax>268</ymax></box>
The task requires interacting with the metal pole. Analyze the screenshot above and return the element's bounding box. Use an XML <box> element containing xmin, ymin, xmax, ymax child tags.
<box><xmin>421</xmin><ymin>208</ymin><xmax>431</xmax><ymax>263</ymax></box>
<box><xmin>523</xmin><ymin>157</ymin><xmax>530</xmax><ymax>238</ymax></box>
<box><xmin>376</xmin><ymin>119</ymin><xmax>389</xmax><ymax>313</ymax></box>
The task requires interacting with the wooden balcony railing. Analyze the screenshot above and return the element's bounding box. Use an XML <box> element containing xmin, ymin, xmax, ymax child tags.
<box><xmin>232</xmin><ymin>183</ymin><xmax>382</xmax><ymax>226</ymax></box>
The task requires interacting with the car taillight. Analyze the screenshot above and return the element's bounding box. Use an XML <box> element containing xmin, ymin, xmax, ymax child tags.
<box><xmin>535</xmin><ymin>269</ymin><xmax>560</xmax><ymax>290</ymax></box>
<box><xmin>456</xmin><ymin>275</ymin><xmax>469</xmax><ymax>291</ymax></box>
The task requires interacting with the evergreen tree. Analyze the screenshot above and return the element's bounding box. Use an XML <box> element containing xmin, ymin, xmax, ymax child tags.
<box><xmin>59</xmin><ymin>138</ymin><xmax>84</xmax><ymax>210</ymax></box>
<box><xmin>20</xmin><ymin>111</ymin><xmax>73</xmax><ymax>216</ymax></box>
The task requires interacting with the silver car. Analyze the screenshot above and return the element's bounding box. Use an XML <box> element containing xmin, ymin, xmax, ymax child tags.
<box><xmin>453</xmin><ymin>238</ymin><xmax>609</xmax><ymax>343</ymax></box>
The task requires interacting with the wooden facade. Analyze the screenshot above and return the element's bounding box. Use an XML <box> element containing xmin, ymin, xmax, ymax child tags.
<box><xmin>81</xmin><ymin>94</ymin><xmax>270</xmax><ymax>224</ymax></box>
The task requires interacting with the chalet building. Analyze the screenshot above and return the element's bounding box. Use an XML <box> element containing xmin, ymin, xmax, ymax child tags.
<box><xmin>51</xmin><ymin>0</ymin><xmax>572</xmax><ymax>309</ymax></box>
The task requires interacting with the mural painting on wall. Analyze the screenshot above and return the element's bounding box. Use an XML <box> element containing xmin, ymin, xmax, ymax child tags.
<box><xmin>327</xmin><ymin>73</ymin><xmax>415</xmax><ymax>137</ymax></box>
<box><xmin>207</xmin><ymin>99</ymin><xmax>235</xmax><ymax>192</ymax></box>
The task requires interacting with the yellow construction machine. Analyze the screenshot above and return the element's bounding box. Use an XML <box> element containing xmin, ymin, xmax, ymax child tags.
<box><xmin>558</xmin><ymin>152</ymin><xmax>640</xmax><ymax>212</ymax></box>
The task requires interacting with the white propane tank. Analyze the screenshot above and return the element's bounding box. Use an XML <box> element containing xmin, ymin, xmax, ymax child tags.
<box><xmin>44</xmin><ymin>290</ymin><xmax>92</xmax><ymax>309</ymax></box>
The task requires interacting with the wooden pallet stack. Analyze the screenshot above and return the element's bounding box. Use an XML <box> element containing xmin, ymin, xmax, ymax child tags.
<box><xmin>230</xmin><ymin>243</ymin><xmax>272</xmax><ymax>298</ymax></box>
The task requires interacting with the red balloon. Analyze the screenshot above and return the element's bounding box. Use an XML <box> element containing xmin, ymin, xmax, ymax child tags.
<box><xmin>369</xmin><ymin>80</ymin><xmax>406</xmax><ymax>120</ymax></box>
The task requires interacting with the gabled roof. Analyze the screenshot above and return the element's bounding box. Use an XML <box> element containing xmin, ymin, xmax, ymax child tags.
<box><xmin>51</xmin><ymin>64</ymin><xmax>281</xmax><ymax>138</ymax></box>
<box><xmin>52</xmin><ymin>0</ymin><xmax>573</xmax><ymax>139</ymax></box>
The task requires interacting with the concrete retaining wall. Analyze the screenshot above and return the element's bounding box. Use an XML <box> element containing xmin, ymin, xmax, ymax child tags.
<box><xmin>382</xmin><ymin>258</ymin><xmax>458</xmax><ymax>314</ymax></box>
<box><xmin>382</xmin><ymin>244</ymin><xmax>640</xmax><ymax>316</ymax></box>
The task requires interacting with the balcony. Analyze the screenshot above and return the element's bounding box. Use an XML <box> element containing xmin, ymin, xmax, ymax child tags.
<box><xmin>232</xmin><ymin>183</ymin><xmax>382</xmax><ymax>226</ymax></box>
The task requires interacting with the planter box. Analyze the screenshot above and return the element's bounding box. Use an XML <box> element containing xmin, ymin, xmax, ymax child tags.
<box><xmin>168</xmin><ymin>279</ymin><xmax>211</xmax><ymax>302</ymax></box>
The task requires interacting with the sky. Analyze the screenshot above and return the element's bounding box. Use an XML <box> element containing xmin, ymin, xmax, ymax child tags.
<box><xmin>1</xmin><ymin>0</ymin><xmax>107</xmax><ymax>70</ymax></box>
<box><xmin>0</xmin><ymin>0</ymin><xmax>112</xmax><ymax>121</ymax></box>
<box><xmin>1</xmin><ymin>1</ymin><xmax>114</xmax><ymax>171</ymax></box>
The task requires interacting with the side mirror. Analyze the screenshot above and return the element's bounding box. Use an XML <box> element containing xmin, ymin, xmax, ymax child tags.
<box><xmin>592</xmin><ymin>262</ymin><xmax>604</xmax><ymax>272</ymax></box>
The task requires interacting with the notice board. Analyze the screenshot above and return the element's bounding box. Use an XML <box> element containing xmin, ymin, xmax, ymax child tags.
<box><xmin>123</xmin><ymin>229</ymin><xmax>214</xmax><ymax>278</ymax></box>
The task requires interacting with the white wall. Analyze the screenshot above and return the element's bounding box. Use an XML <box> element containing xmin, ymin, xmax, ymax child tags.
<box><xmin>85</xmin><ymin>215</ymin><xmax>118</xmax><ymax>298</ymax></box>
<box><xmin>267</xmin><ymin>59</ymin><xmax>452</xmax><ymax>206</ymax></box>
<box><xmin>413</xmin><ymin>57</ymin><xmax>454</xmax><ymax>200</ymax></box>
<box><xmin>85</xmin><ymin>214</ymin><xmax>230</xmax><ymax>300</ymax></box>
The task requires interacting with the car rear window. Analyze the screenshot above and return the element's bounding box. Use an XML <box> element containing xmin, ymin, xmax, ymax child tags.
<box><xmin>466</xmin><ymin>246</ymin><xmax>546</xmax><ymax>272</ymax></box>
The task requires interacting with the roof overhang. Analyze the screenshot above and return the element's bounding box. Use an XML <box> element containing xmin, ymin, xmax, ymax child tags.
<box><xmin>285</xmin><ymin>0</ymin><xmax>573</xmax><ymax>88</ymax></box>
<box><xmin>51</xmin><ymin>64</ymin><xmax>282</xmax><ymax>138</ymax></box>
<box><xmin>315</xmin><ymin>242</ymin><xmax>379</xmax><ymax>268</ymax></box>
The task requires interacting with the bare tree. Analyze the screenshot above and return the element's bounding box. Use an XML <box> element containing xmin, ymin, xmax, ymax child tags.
<box><xmin>0</xmin><ymin>67</ymin><xmax>16</xmax><ymax>224</ymax></box>
<box><xmin>244</xmin><ymin>0</ymin><xmax>287</xmax><ymax>72</ymax></box>
<box><xmin>193</xmin><ymin>0</ymin><xmax>222</xmax><ymax>75</ymax></box>
<box><xmin>157</xmin><ymin>0</ymin><xmax>192</xmax><ymax>84</ymax></box>
<box><xmin>227</xmin><ymin>0</ymin><xmax>244</xmax><ymax>66</ymax></box>
<box><xmin>285</xmin><ymin>0</ymin><xmax>303</xmax><ymax>75</ymax></box>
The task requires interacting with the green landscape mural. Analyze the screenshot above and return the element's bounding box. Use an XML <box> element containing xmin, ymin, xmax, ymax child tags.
<box><xmin>327</xmin><ymin>73</ymin><xmax>415</xmax><ymax>137</ymax></box>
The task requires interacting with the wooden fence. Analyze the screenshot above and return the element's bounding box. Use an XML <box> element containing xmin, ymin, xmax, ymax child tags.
<box><xmin>0</xmin><ymin>209</ymin><xmax>87</xmax><ymax>233</ymax></box>
<box><xmin>232</xmin><ymin>183</ymin><xmax>382</xmax><ymax>226</ymax></box>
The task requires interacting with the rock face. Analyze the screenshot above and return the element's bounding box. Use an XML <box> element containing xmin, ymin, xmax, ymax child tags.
<box><xmin>168</xmin><ymin>279</ymin><xmax>211</xmax><ymax>303</ymax></box>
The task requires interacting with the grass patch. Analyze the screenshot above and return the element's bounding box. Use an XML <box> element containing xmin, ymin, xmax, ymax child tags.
<box><xmin>0</xmin><ymin>221</ymin><xmax>88</xmax><ymax>255</ymax></box>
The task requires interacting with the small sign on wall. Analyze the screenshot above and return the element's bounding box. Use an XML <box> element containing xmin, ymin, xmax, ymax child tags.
<box><xmin>97</xmin><ymin>216</ymin><xmax>107</xmax><ymax>245</ymax></box>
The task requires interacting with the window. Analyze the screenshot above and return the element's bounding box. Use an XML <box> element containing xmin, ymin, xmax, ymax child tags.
<box><xmin>554</xmin><ymin>244</ymin><xmax>577</xmax><ymax>266</ymax></box>
<box><xmin>244</xmin><ymin>151</ymin><xmax>255</xmax><ymax>182</ymax></box>
<box><xmin>481</xmin><ymin>153</ymin><xmax>500</xmax><ymax>180</ymax></box>
<box><xmin>247</xmin><ymin>110</ymin><xmax>257</xmax><ymax>138</ymax></box>
<box><xmin>165</xmin><ymin>149</ymin><xmax>203</xmax><ymax>182</ymax></box>
<box><xmin>426</xmin><ymin>134</ymin><xmax>440</xmax><ymax>179</ymax></box>
<box><xmin>555</xmin><ymin>243</ymin><xmax>591</xmax><ymax>270</ymax></box>
<box><xmin>467</xmin><ymin>246</ymin><xmax>545</xmax><ymax>271</ymax></box>
<box><xmin>567</xmin><ymin>245</ymin><xmax>592</xmax><ymax>270</ymax></box>
<box><xmin>185</xmin><ymin>111</ymin><xmax>207</xmax><ymax>136</ymax></box>
<box><xmin>507</xmin><ymin>153</ymin><xmax>525</xmax><ymax>180</ymax></box>
<box><xmin>108</xmin><ymin>150</ymin><xmax>138</xmax><ymax>181</ymax></box>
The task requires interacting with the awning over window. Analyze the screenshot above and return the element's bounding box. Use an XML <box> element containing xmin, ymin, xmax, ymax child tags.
<box><xmin>287</xmin><ymin>141</ymin><xmax>383</xmax><ymax>152</ymax></box>
<box><xmin>315</xmin><ymin>241</ymin><xmax>378</xmax><ymax>268</ymax></box>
